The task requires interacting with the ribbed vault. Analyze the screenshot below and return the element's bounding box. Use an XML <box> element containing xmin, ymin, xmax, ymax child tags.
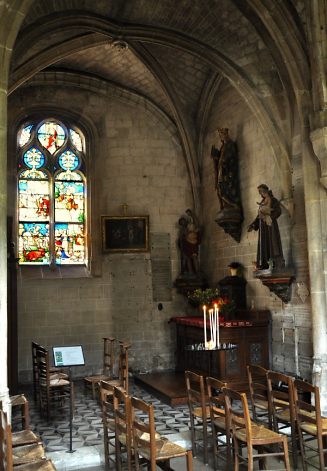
<box><xmin>9</xmin><ymin>0</ymin><xmax>311</xmax><ymax>207</ymax></box>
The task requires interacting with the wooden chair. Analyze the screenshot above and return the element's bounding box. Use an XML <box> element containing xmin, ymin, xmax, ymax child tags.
<box><xmin>10</xmin><ymin>394</ymin><xmax>30</xmax><ymax>430</ymax></box>
<box><xmin>223</xmin><ymin>387</ymin><xmax>291</xmax><ymax>470</ymax></box>
<box><xmin>32</xmin><ymin>341</ymin><xmax>68</xmax><ymax>405</ymax></box>
<box><xmin>294</xmin><ymin>378</ymin><xmax>327</xmax><ymax>470</ymax></box>
<box><xmin>0</xmin><ymin>400</ymin><xmax>40</xmax><ymax>448</ymax></box>
<box><xmin>206</xmin><ymin>376</ymin><xmax>230</xmax><ymax>470</ymax></box>
<box><xmin>185</xmin><ymin>370</ymin><xmax>210</xmax><ymax>464</ymax></box>
<box><xmin>84</xmin><ymin>337</ymin><xmax>116</xmax><ymax>400</ymax></box>
<box><xmin>36</xmin><ymin>347</ymin><xmax>73</xmax><ymax>420</ymax></box>
<box><xmin>113</xmin><ymin>386</ymin><xmax>132</xmax><ymax>471</ymax></box>
<box><xmin>267</xmin><ymin>370</ymin><xmax>298</xmax><ymax>468</ymax></box>
<box><xmin>131</xmin><ymin>395</ymin><xmax>193</xmax><ymax>470</ymax></box>
<box><xmin>105</xmin><ymin>342</ymin><xmax>131</xmax><ymax>392</ymax></box>
<box><xmin>0</xmin><ymin>408</ymin><xmax>54</xmax><ymax>470</ymax></box>
<box><xmin>99</xmin><ymin>380</ymin><xmax>116</xmax><ymax>470</ymax></box>
<box><xmin>247</xmin><ymin>364</ymin><xmax>271</xmax><ymax>427</ymax></box>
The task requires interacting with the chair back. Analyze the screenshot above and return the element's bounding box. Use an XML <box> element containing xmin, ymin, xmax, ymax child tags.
<box><xmin>130</xmin><ymin>396</ymin><xmax>157</xmax><ymax>469</ymax></box>
<box><xmin>0</xmin><ymin>408</ymin><xmax>13</xmax><ymax>471</ymax></box>
<box><xmin>99</xmin><ymin>380</ymin><xmax>115</xmax><ymax>432</ymax></box>
<box><xmin>113</xmin><ymin>386</ymin><xmax>132</xmax><ymax>470</ymax></box>
<box><xmin>185</xmin><ymin>370</ymin><xmax>207</xmax><ymax>415</ymax></box>
<box><xmin>103</xmin><ymin>337</ymin><xmax>115</xmax><ymax>379</ymax></box>
<box><xmin>118</xmin><ymin>342</ymin><xmax>131</xmax><ymax>392</ymax></box>
<box><xmin>293</xmin><ymin>379</ymin><xmax>319</xmax><ymax>431</ymax></box>
<box><xmin>267</xmin><ymin>370</ymin><xmax>296</xmax><ymax>428</ymax></box>
<box><xmin>247</xmin><ymin>364</ymin><xmax>271</xmax><ymax>424</ymax></box>
<box><xmin>223</xmin><ymin>387</ymin><xmax>252</xmax><ymax>444</ymax></box>
<box><xmin>36</xmin><ymin>347</ymin><xmax>50</xmax><ymax>394</ymax></box>
<box><xmin>206</xmin><ymin>376</ymin><xmax>227</xmax><ymax>426</ymax></box>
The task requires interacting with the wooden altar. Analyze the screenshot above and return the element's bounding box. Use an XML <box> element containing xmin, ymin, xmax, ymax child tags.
<box><xmin>171</xmin><ymin>310</ymin><xmax>271</xmax><ymax>390</ymax></box>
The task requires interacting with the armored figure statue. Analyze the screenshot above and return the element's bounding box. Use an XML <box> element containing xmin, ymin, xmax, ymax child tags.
<box><xmin>211</xmin><ymin>128</ymin><xmax>242</xmax><ymax>212</ymax></box>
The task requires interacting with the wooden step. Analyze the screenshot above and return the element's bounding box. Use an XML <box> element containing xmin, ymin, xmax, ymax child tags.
<box><xmin>134</xmin><ymin>372</ymin><xmax>188</xmax><ymax>406</ymax></box>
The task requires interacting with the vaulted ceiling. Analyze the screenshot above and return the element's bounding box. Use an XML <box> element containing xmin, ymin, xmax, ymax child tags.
<box><xmin>8</xmin><ymin>0</ymin><xmax>310</xmax><ymax>204</ymax></box>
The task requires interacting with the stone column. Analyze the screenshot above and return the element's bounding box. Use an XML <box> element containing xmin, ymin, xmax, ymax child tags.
<box><xmin>0</xmin><ymin>20</ymin><xmax>10</xmax><ymax>416</ymax></box>
<box><xmin>308</xmin><ymin>127</ymin><xmax>327</xmax><ymax>413</ymax></box>
<box><xmin>0</xmin><ymin>0</ymin><xmax>32</xmax><ymax>416</ymax></box>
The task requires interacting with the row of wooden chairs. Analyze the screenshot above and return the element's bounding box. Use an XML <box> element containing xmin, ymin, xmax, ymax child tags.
<box><xmin>84</xmin><ymin>338</ymin><xmax>130</xmax><ymax>400</ymax></box>
<box><xmin>248</xmin><ymin>364</ymin><xmax>327</xmax><ymax>471</ymax></box>
<box><xmin>0</xmin><ymin>403</ymin><xmax>57</xmax><ymax>471</ymax></box>
<box><xmin>99</xmin><ymin>381</ymin><xmax>193</xmax><ymax>470</ymax></box>
<box><xmin>185</xmin><ymin>369</ymin><xmax>291</xmax><ymax>470</ymax></box>
<box><xmin>186</xmin><ymin>366</ymin><xmax>327</xmax><ymax>470</ymax></box>
<box><xmin>31</xmin><ymin>341</ymin><xmax>72</xmax><ymax>420</ymax></box>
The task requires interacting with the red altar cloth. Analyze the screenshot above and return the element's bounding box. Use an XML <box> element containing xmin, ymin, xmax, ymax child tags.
<box><xmin>169</xmin><ymin>316</ymin><xmax>252</xmax><ymax>327</ymax></box>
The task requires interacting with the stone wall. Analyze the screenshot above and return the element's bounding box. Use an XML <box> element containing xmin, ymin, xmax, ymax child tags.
<box><xmin>9</xmin><ymin>77</ymin><xmax>313</xmax><ymax>384</ymax></box>
<box><xmin>9</xmin><ymin>86</ymin><xmax>191</xmax><ymax>382</ymax></box>
<box><xmin>201</xmin><ymin>79</ymin><xmax>312</xmax><ymax>381</ymax></box>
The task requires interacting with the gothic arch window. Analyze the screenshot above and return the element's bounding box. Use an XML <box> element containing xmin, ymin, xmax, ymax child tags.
<box><xmin>17</xmin><ymin>119</ymin><xmax>86</xmax><ymax>266</ymax></box>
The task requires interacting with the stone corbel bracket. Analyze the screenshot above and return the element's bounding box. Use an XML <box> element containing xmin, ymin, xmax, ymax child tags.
<box><xmin>254</xmin><ymin>272</ymin><xmax>295</xmax><ymax>303</ymax></box>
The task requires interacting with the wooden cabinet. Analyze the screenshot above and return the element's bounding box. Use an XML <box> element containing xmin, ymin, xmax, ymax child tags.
<box><xmin>172</xmin><ymin>311</ymin><xmax>271</xmax><ymax>390</ymax></box>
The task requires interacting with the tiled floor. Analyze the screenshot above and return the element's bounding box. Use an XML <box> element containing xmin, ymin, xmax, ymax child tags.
<box><xmin>14</xmin><ymin>380</ymin><xmax>316</xmax><ymax>470</ymax></box>
<box><xmin>17</xmin><ymin>381</ymin><xmax>204</xmax><ymax>470</ymax></box>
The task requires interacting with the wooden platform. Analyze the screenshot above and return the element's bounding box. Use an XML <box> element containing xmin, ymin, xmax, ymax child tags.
<box><xmin>134</xmin><ymin>372</ymin><xmax>188</xmax><ymax>406</ymax></box>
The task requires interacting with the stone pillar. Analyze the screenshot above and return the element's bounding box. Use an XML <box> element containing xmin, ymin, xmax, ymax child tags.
<box><xmin>0</xmin><ymin>28</ymin><xmax>10</xmax><ymax>417</ymax></box>
<box><xmin>0</xmin><ymin>0</ymin><xmax>32</xmax><ymax>416</ymax></box>
<box><xmin>303</xmin><ymin>128</ymin><xmax>327</xmax><ymax>413</ymax></box>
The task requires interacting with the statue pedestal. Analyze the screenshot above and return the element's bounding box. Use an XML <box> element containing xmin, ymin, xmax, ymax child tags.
<box><xmin>254</xmin><ymin>270</ymin><xmax>295</xmax><ymax>303</ymax></box>
<box><xmin>215</xmin><ymin>208</ymin><xmax>243</xmax><ymax>243</ymax></box>
<box><xmin>174</xmin><ymin>274</ymin><xmax>206</xmax><ymax>297</ymax></box>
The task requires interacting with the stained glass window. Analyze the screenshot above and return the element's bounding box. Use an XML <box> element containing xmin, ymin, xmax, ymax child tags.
<box><xmin>17</xmin><ymin>119</ymin><xmax>87</xmax><ymax>266</ymax></box>
<box><xmin>18</xmin><ymin>125</ymin><xmax>33</xmax><ymax>147</ymax></box>
<box><xmin>37</xmin><ymin>122</ymin><xmax>65</xmax><ymax>154</ymax></box>
<box><xmin>69</xmin><ymin>129</ymin><xmax>83</xmax><ymax>152</ymax></box>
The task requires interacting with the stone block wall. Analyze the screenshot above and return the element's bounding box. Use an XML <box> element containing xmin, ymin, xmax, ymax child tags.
<box><xmin>9</xmin><ymin>86</ymin><xmax>191</xmax><ymax>383</ymax></box>
<box><xmin>9</xmin><ymin>76</ymin><xmax>313</xmax><ymax>384</ymax></box>
<box><xmin>201</xmin><ymin>79</ymin><xmax>312</xmax><ymax>381</ymax></box>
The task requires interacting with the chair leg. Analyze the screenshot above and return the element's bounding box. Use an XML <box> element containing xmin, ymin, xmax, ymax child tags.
<box><xmin>247</xmin><ymin>447</ymin><xmax>254</xmax><ymax>471</ymax></box>
<box><xmin>291</xmin><ymin>422</ymin><xmax>298</xmax><ymax>469</ymax></box>
<box><xmin>226</xmin><ymin>427</ymin><xmax>232</xmax><ymax>471</ymax></box>
<box><xmin>186</xmin><ymin>450</ymin><xmax>193</xmax><ymax>471</ymax></box>
<box><xmin>318</xmin><ymin>433</ymin><xmax>325</xmax><ymax>470</ymax></box>
<box><xmin>233</xmin><ymin>437</ymin><xmax>240</xmax><ymax>471</ymax></box>
<box><xmin>103</xmin><ymin>427</ymin><xmax>110</xmax><ymax>471</ymax></box>
<box><xmin>115</xmin><ymin>438</ymin><xmax>122</xmax><ymax>471</ymax></box>
<box><xmin>189</xmin><ymin>414</ymin><xmax>196</xmax><ymax>457</ymax></box>
<box><xmin>297</xmin><ymin>426</ymin><xmax>307</xmax><ymax>471</ymax></box>
<box><xmin>283</xmin><ymin>436</ymin><xmax>291</xmax><ymax>471</ymax></box>
<box><xmin>203</xmin><ymin>420</ymin><xmax>208</xmax><ymax>464</ymax></box>
<box><xmin>212</xmin><ymin>426</ymin><xmax>218</xmax><ymax>470</ymax></box>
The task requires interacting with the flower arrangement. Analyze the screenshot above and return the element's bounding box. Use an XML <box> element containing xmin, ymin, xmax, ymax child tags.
<box><xmin>187</xmin><ymin>287</ymin><xmax>236</xmax><ymax>316</ymax></box>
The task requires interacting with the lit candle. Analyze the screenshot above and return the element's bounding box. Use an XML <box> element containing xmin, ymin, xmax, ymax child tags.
<box><xmin>215</xmin><ymin>303</ymin><xmax>220</xmax><ymax>348</ymax></box>
<box><xmin>209</xmin><ymin>309</ymin><xmax>214</xmax><ymax>349</ymax></box>
<box><xmin>203</xmin><ymin>305</ymin><xmax>207</xmax><ymax>347</ymax></box>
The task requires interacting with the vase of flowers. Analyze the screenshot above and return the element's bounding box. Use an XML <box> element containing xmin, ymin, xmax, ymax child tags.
<box><xmin>187</xmin><ymin>287</ymin><xmax>236</xmax><ymax>319</ymax></box>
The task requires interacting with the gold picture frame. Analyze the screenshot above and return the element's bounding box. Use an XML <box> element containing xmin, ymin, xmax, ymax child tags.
<box><xmin>101</xmin><ymin>215</ymin><xmax>149</xmax><ymax>253</ymax></box>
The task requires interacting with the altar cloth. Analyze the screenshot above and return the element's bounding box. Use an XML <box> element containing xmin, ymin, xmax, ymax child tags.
<box><xmin>169</xmin><ymin>316</ymin><xmax>252</xmax><ymax>327</ymax></box>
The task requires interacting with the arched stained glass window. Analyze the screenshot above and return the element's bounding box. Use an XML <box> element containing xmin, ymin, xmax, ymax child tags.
<box><xmin>17</xmin><ymin>119</ymin><xmax>86</xmax><ymax>266</ymax></box>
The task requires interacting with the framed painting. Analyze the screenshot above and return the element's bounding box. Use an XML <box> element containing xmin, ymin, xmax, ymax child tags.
<box><xmin>101</xmin><ymin>215</ymin><xmax>149</xmax><ymax>253</ymax></box>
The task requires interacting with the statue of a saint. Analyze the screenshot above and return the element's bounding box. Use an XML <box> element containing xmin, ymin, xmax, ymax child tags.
<box><xmin>211</xmin><ymin>128</ymin><xmax>242</xmax><ymax>212</ymax></box>
<box><xmin>248</xmin><ymin>184</ymin><xmax>285</xmax><ymax>271</ymax></box>
<box><xmin>178</xmin><ymin>209</ymin><xmax>201</xmax><ymax>275</ymax></box>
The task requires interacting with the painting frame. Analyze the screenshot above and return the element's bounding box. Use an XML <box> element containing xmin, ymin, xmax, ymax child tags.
<box><xmin>101</xmin><ymin>215</ymin><xmax>149</xmax><ymax>253</ymax></box>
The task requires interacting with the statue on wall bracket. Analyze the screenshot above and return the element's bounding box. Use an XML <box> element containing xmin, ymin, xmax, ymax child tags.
<box><xmin>174</xmin><ymin>209</ymin><xmax>206</xmax><ymax>295</ymax></box>
<box><xmin>211</xmin><ymin>128</ymin><xmax>243</xmax><ymax>242</ymax></box>
<box><xmin>248</xmin><ymin>184</ymin><xmax>295</xmax><ymax>303</ymax></box>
